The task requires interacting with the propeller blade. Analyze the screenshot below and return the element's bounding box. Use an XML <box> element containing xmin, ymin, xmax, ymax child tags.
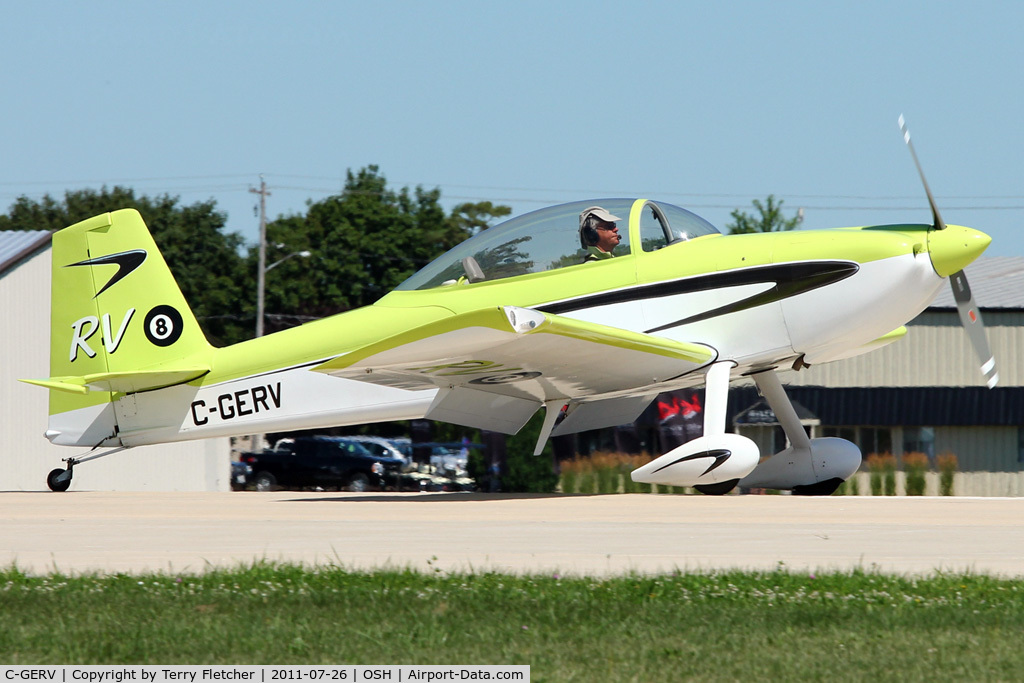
<box><xmin>899</xmin><ymin>115</ymin><xmax>997</xmax><ymax>387</ymax></box>
<box><xmin>898</xmin><ymin>114</ymin><xmax>946</xmax><ymax>231</ymax></box>
<box><xmin>949</xmin><ymin>269</ymin><xmax>998</xmax><ymax>387</ymax></box>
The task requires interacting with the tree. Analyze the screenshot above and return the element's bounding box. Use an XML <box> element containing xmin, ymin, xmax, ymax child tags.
<box><xmin>257</xmin><ymin>166</ymin><xmax>511</xmax><ymax>332</ymax></box>
<box><xmin>0</xmin><ymin>187</ymin><xmax>252</xmax><ymax>346</ymax></box>
<box><xmin>450</xmin><ymin>201</ymin><xmax>511</xmax><ymax>235</ymax></box>
<box><xmin>3</xmin><ymin>172</ymin><xmax>514</xmax><ymax>341</ymax></box>
<box><xmin>726</xmin><ymin>195</ymin><xmax>803</xmax><ymax>234</ymax></box>
<box><xmin>503</xmin><ymin>411</ymin><xmax>559</xmax><ymax>493</ymax></box>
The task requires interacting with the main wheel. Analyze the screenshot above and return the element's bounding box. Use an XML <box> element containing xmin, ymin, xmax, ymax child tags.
<box><xmin>694</xmin><ymin>478</ymin><xmax>739</xmax><ymax>496</ymax></box>
<box><xmin>47</xmin><ymin>468</ymin><xmax>72</xmax><ymax>492</ymax></box>
<box><xmin>792</xmin><ymin>477</ymin><xmax>845</xmax><ymax>496</ymax></box>
<box><xmin>252</xmin><ymin>471</ymin><xmax>278</xmax><ymax>492</ymax></box>
<box><xmin>346</xmin><ymin>472</ymin><xmax>370</xmax><ymax>493</ymax></box>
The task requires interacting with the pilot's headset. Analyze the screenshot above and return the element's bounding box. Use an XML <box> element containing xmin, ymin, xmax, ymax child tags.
<box><xmin>578</xmin><ymin>206</ymin><xmax>622</xmax><ymax>250</ymax></box>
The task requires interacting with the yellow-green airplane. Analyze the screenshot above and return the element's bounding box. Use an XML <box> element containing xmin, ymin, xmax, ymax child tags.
<box><xmin>26</xmin><ymin>117</ymin><xmax>996</xmax><ymax>494</ymax></box>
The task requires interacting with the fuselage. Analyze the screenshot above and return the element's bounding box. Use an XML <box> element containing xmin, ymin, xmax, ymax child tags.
<box><xmin>118</xmin><ymin>231</ymin><xmax>963</xmax><ymax>447</ymax></box>
<box><xmin>46</xmin><ymin>199</ymin><xmax>990</xmax><ymax>448</ymax></box>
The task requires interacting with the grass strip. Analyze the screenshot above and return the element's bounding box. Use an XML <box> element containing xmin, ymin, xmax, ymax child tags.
<box><xmin>2</xmin><ymin>563</ymin><xmax>1023</xmax><ymax>681</ymax></box>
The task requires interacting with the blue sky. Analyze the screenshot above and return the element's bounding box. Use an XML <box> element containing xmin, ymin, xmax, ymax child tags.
<box><xmin>2</xmin><ymin>1</ymin><xmax>1021</xmax><ymax>257</ymax></box>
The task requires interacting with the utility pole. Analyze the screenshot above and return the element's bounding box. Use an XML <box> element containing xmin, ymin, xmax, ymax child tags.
<box><xmin>250</xmin><ymin>175</ymin><xmax>271</xmax><ymax>338</ymax></box>
<box><xmin>249</xmin><ymin>175</ymin><xmax>271</xmax><ymax>456</ymax></box>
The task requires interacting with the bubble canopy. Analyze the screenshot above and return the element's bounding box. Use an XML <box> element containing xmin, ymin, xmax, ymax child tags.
<box><xmin>397</xmin><ymin>199</ymin><xmax>720</xmax><ymax>291</ymax></box>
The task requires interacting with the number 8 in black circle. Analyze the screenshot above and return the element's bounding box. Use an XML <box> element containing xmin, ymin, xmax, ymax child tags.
<box><xmin>144</xmin><ymin>305</ymin><xmax>184</xmax><ymax>347</ymax></box>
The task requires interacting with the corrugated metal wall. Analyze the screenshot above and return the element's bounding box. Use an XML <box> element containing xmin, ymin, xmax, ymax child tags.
<box><xmin>785</xmin><ymin>311</ymin><xmax>1023</xmax><ymax>388</ymax></box>
<box><xmin>2</xmin><ymin>247</ymin><xmax>230</xmax><ymax>491</ymax></box>
<box><xmin>935</xmin><ymin>426</ymin><xmax>1019</xmax><ymax>473</ymax></box>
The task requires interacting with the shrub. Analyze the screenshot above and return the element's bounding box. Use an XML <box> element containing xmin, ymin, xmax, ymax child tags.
<box><xmin>937</xmin><ymin>452</ymin><xmax>958</xmax><ymax>496</ymax></box>
<box><xmin>557</xmin><ymin>453</ymin><xmax>654</xmax><ymax>494</ymax></box>
<box><xmin>591</xmin><ymin>452</ymin><xmax>620</xmax><ymax>493</ymax></box>
<box><xmin>883</xmin><ymin>457</ymin><xmax>897</xmax><ymax>495</ymax></box>
<box><xmin>578</xmin><ymin>470</ymin><xmax>596</xmax><ymax>494</ymax></box>
<box><xmin>501</xmin><ymin>413</ymin><xmax>560</xmax><ymax>493</ymax></box>
<box><xmin>559</xmin><ymin>459</ymin><xmax>582</xmax><ymax>494</ymax></box>
<box><xmin>834</xmin><ymin>475</ymin><xmax>860</xmax><ymax>496</ymax></box>
<box><xmin>627</xmin><ymin>454</ymin><xmax>653</xmax><ymax>493</ymax></box>
<box><xmin>620</xmin><ymin>455</ymin><xmax>640</xmax><ymax>493</ymax></box>
<box><xmin>866</xmin><ymin>454</ymin><xmax>897</xmax><ymax>496</ymax></box>
<box><xmin>903</xmin><ymin>452</ymin><xmax>929</xmax><ymax>496</ymax></box>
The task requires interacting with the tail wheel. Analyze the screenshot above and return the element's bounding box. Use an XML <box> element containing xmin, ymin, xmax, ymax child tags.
<box><xmin>47</xmin><ymin>468</ymin><xmax>72</xmax><ymax>492</ymax></box>
<box><xmin>253</xmin><ymin>471</ymin><xmax>278</xmax><ymax>492</ymax></box>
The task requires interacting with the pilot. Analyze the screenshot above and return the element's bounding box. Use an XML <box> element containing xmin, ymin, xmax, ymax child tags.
<box><xmin>579</xmin><ymin>206</ymin><xmax>623</xmax><ymax>262</ymax></box>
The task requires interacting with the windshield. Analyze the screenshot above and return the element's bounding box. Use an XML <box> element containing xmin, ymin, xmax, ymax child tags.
<box><xmin>397</xmin><ymin>199</ymin><xmax>719</xmax><ymax>290</ymax></box>
<box><xmin>334</xmin><ymin>438</ymin><xmax>373</xmax><ymax>456</ymax></box>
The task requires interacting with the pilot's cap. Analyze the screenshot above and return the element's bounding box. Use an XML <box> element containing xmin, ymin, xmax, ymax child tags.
<box><xmin>579</xmin><ymin>206</ymin><xmax>623</xmax><ymax>228</ymax></box>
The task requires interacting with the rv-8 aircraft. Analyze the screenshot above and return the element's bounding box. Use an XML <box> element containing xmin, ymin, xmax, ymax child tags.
<box><xmin>27</xmin><ymin>118</ymin><xmax>996</xmax><ymax>493</ymax></box>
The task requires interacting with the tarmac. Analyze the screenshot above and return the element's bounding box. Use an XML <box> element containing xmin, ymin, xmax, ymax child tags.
<box><xmin>2</xmin><ymin>491</ymin><xmax>1024</xmax><ymax>577</ymax></box>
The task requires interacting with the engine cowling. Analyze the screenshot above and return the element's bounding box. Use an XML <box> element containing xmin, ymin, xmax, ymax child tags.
<box><xmin>738</xmin><ymin>437</ymin><xmax>861</xmax><ymax>494</ymax></box>
<box><xmin>630</xmin><ymin>434</ymin><xmax>760</xmax><ymax>488</ymax></box>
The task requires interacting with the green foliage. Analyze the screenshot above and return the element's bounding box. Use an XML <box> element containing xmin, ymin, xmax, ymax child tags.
<box><xmin>466</xmin><ymin>445</ymin><xmax>490</xmax><ymax>490</ymax></box>
<box><xmin>938</xmin><ymin>452</ymin><xmax>959</xmax><ymax>496</ymax></box>
<box><xmin>449</xmin><ymin>200</ymin><xmax>512</xmax><ymax>235</ymax></box>
<box><xmin>904</xmin><ymin>452</ymin><xmax>929</xmax><ymax>496</ymax></box>
<box><xmin>0</xmin><ymin>187</ymin><xmax>251</xmax><ymax>345</ymax></box>
<box><xmin>727</xmin><ymin>194</ymin><xmax>803</xmax><ymax>234</ymax></box>
<box><xmin>843</xmin><ymin>474</ymin><xmax>861</xmax><ymax>496</ymax></box>
<box><xmin>256</xmin><ymin>167</ymin><xmax>511</xmax><ymax>332</ymax></box>
<box><xmin>884</xmin><ymin>461</ymin><xmax>897</xmax><ymax>495</ymax></box>
<box><xmin>501</xmin><ymin>411</ymin><xmax>558</xmax><ymax>493</ymax></box>
<box><xmin>559</xmin><ymin>453</ymin><xmax>655</xmax><ymax>494</ymax></box>
<box><xmin>1</xmin><ymin>171</ymin><xmax>513</xmax><ymax>343</ymax></box>
<box><xmin>6</xmin><ymin>565</ymin><xmax>1024</xmax><ymax>680</ymax></box>
<box><xmin>833</xmin><ymin>473</ymin><xmax>862</xmax><ymax>496</ymax></box>
<box><xmin>867</xmin><ymin>454</ymin><xmax>897</xmax><ymax>496</ymax></box>
<box><xmin>559</xmin><ymin>461</ymin><xmax>580</xmax><ymax>494</ymax></box>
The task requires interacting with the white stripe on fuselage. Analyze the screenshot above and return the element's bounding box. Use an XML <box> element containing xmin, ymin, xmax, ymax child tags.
<box><xmin>110</xmin><ymin>367</ymin><xmax>438</xmax><ymax>446</ymax></box>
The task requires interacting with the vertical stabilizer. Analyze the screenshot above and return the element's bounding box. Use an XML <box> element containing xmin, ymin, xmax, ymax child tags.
<box><xmin>30</xmin><ymin>209</ymin><xmax>213</xmax><ymax>446</ymax></box>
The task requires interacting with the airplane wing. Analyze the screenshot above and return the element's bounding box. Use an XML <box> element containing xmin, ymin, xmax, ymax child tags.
<box><xmin>313</xmin><ymin>306</ymin><xmax>716</xmax><ymax>434</ymax></box>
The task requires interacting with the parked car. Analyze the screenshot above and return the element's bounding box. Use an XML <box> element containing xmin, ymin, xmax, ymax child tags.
<box><xmin>239</xmin><ymin>436</ymin><xmax>403</xmax><ymax>492</ymax></box>
<box><xmin>348</xmin><ymin>436</ymin><xmax>408</xmax><ymax>463</ymax></box>
<box><xmin>347</xmin><ymin>435</ymin><xmax>427</xmax><ymax>491</ymax></box>
<box><xmin>230</xmin><ymin>461</ymin><xmax>252</xmax><ymax>491</ymax></box>
<box><xmin>349</xmin><ymin>436</ymin><xmax>482</xmax><ymax>491</ymax></box>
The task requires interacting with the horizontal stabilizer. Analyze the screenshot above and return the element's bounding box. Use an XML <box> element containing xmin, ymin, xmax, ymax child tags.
<box><xmin>22</xmin><ymin>366</ymin><xmax>209</xmax><ymax>395</ymax></box>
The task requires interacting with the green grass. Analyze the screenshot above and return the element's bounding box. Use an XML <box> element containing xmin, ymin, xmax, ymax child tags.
<box><xmin>2</xmin><ymin>564</ymin><xmax>1024</xmax><ymax>681</ymax></box>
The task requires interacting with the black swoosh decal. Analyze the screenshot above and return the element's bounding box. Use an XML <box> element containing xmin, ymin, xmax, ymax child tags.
<box><xmin>653</xmin><ymin>448</ymin><xmax>732</xmax><ymax>477</ymax></box>
<box><xmin>537</xmin><ymin>261</ymin><xmax>859</xmax><ymax>333</ymax></box>
<box><xmin>66</xmin><ymin>249</ymin><xmax>148</xmax><ymax>298</ymax></box>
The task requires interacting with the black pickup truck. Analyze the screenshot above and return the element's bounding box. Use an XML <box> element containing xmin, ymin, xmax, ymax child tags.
<box><xmin>239</xmin><ymin>436</ymin><xmax>404</xmax><ymax>492</ymax></box>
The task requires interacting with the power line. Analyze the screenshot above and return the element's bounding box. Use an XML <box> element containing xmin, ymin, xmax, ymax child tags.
<box><xmin>0</xmin><ymin>174</ymin><xmax>1022</xmax><ymax>212</ymax></box>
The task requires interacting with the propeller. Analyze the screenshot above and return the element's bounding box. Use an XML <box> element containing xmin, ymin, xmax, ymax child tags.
<box><xmin>899</xmin><ymin>115</ymin><xmax>998</xmax><ymax>388</ymax></box>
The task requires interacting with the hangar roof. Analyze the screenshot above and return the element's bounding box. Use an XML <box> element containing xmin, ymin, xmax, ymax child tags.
<box><xmin>930</xmin><ymin>256</ymin><xmax>1024</xmax><ymax>310</ymax></box>
<box><xmin>0</xmin><ymin>230</ymin><xmax>51</xmax><ymax>275</ymax></box>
